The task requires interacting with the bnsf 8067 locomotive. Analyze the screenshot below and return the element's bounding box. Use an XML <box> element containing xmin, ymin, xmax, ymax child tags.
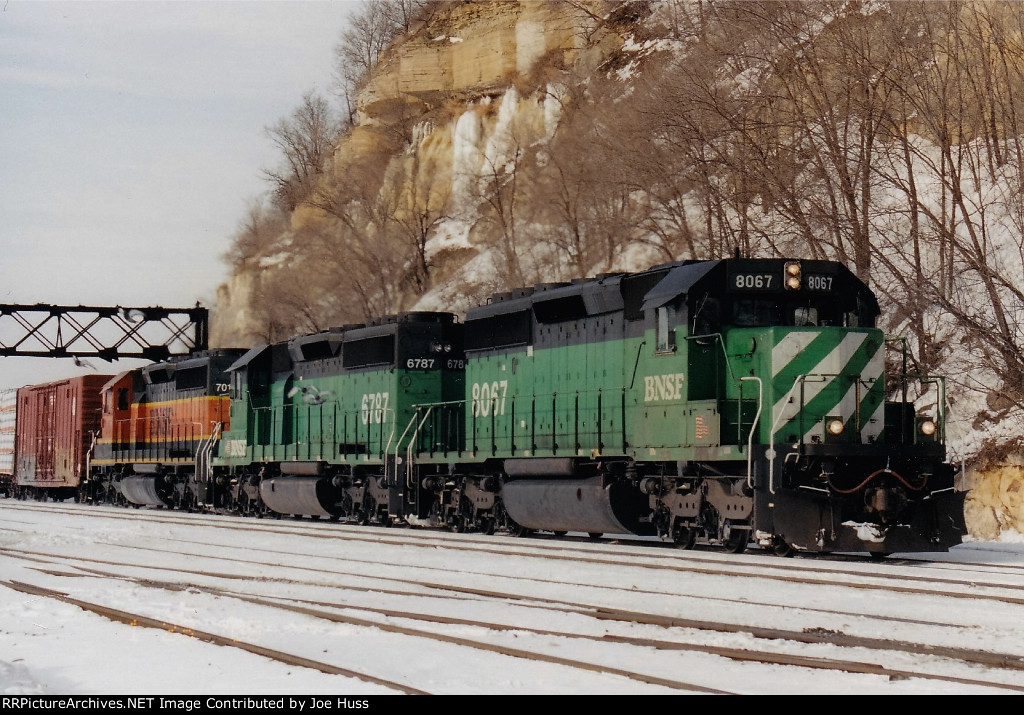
<box><xmin>6</xmin><ymin>258</ymin><xmax>967</xmax><ymax>557</ymax></box>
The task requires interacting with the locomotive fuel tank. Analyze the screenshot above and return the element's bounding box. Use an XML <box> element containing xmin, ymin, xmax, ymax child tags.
<box><xmin>119</xmin><ymin>471</ymin><xmax>174</xmax><ymax>508</ymax></box>
<box><xmin>501</xmin><ymin>475</ymin><xmax>657</xmax><ymax>536</ymax></box>
<box><xmin>258</xmin><ymin>476</ymin><xmax>343</xmax><ymax>518</ymax></box>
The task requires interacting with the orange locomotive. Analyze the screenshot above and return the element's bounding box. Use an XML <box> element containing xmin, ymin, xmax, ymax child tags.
<box><xmin>89</xmin><ymin>350</ymin><xmax>243</xmax><ymax>509</ymax></box>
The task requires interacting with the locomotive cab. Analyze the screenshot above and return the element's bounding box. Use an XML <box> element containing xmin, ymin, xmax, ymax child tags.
<box><xmin>640</xmin><ymin>258</ymin><xmax>964</xmax><ymax>554</ymax></box>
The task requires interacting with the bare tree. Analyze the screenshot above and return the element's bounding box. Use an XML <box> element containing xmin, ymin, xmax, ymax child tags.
<box><xmin>332</xmin><ymin>0</ymin><xmax>433</xmax><ymax>123</ymax></box>
<box><xmin>379</xmin><ymin>152</ymin><xmax>450</xmax><ymax>292</ymax></box>
<box><xmin>223</xmin><ymin>199</ymin><xmax>289</xmax><ymax>269</ymax></box>
<box><xmin>263</xmin><ymin>91</ymin><xmax>342</xmax><ymax>212</ymax></box>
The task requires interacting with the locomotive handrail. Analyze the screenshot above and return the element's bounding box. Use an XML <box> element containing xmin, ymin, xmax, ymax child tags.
<box><xmin>767</xmin><ymin>374</ymin><xmax>811</xmax><ymax>494</ymax></box>
<box><xmin>403</xmin><ymin>407</ymin><xmax>435</xmax><ymax>489</ymax></box>
<box><xmin>194</xmin><ymin>421</ymin><xmax>222</xmax><ymax>487</ymax></box>
<box><xmin>377</xmin><ymin>407</ymin><xmax>398</xmax><ymax>459</ymax></box>
<box><xmin>885</xmin><ymin>337</ymin><xmax>910</xmax><ymax>406</ymax></box>
<box><xmin>915</xmin><ymin>375</ymin><xmax>946</xmax><ymax>444</ymax></box>
<box><xmin>739</xmin><ymin>377</ymin><xmax>762</xmax><ymax>489</ymax></box>
<box><xmin>768</xmin><ymin>372</ymin><xmax>850</xmax><ymax>492</ymax></box>
<box><xmin>884</xmin><ymin>340</ymin><xmax>947</xmax><ymax>439</ymax></box>
<box><xmin>684</xmin><ymin>332</ymin><xmax>740</xmax><ymax>383</ymax></box>
<box><xmin>410</xmin><ymin>399</ymin><xmax>466</xmax><ymax>457</ymax></box>
<box><xmin>391</xmin><ymin>410</ymin><xmax>421</xmax><ymax>474</ymax></box>
<box><xmin>85</xmin><ymin>429</ymin><xmax>99</xmax><ymax>500</ymax></box>
<box><xmin>628</xmin><ymin>341</ymin><xmax>646</xmax><ymax>389</ymax></box>
<box><xmin>110</xmin><ymin>416</ymin><xmax>206</xmax><ymax>462</ymax></box>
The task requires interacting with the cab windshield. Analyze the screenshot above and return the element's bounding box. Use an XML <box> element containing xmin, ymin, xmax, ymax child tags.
<box><xmin>731</xmin><ymin>298</ymin><xmax>867</xmax><ymax>328</ymax></box>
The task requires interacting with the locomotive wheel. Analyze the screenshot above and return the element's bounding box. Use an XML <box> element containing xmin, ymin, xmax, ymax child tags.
<box><xmin>772</xmin><ymin>536</ymin><xmax>795</xmax><ymax>558</ymax></box>
<box><xmin>552</xmin><ymin>531</ymin><xmax>568</xmax><ymax>537</ymax></box>
<box><xmin>451</xmin><ymin>497</ymin><xmax>472</xmax><ymax>533</ymax></box>
<box><xmin>673</xmin><ymin>525</ymin><xmax>698</xmax><ymax>550</ymax></box>
<box><xmin>723</xmin><ymin>524</ymin><xmax>749</xmax><ymax>554</ymax></box>
<box><xmin>588</xmin><ymin>532</ymin><xmax>603</xmax><ymax>540</ymax></box>
<box><xmin>480</xmin><ymin>516</ymin><xmax>496</xmax><ymax>535</ymax></box>
<box><xmin>359</xmin><ymin>495</ymin><xmax>374</xmax><ymax>526</ymax></box>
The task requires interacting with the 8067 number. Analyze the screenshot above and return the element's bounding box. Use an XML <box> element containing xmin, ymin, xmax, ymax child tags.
<box><xmin>733</xmin><ymin>273</ymin><xmax>775</xmax><ymax>290</ymax></box>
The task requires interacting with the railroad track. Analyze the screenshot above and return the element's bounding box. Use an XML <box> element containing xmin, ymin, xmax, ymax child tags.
<box><xmin>7</xmin><ymin>500</ymin><xmax>1024</xmax><ymax>592</ymax></box>
<box><xmin>5</xmin><ymin>504</ymin><xmax>1024</xmax><ymax>693</ymax></box>
<box><xmin>5</xmin><ymin>553</ymin><xmax>1024</xmax><ymax>694</ymax></box>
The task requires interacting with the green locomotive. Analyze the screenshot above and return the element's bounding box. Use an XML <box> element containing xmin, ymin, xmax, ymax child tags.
<box><xmin>216</xmin><ymin>312</ymin><xmax>464</xmax><ymax>524</ymax></box>
<box><xmin>411</xmin><ymin>257</ymin><xmax>965</xmax><ymax>555</ymax></box>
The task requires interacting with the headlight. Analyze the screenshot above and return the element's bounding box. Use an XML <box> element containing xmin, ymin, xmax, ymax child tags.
<box><xmin>826</xmin><ymin>418</ymin><xmax>845</xmax><ymax>436</ymax></box>
<box><xmin>919</xmin><ymin>419</ymin><xmax>937</xmax><ymax>436</ymax></box>
<box><xmin>784</xmin><ymin>261</ymin><xmax>801</xmax><ymax>290</ymax></box>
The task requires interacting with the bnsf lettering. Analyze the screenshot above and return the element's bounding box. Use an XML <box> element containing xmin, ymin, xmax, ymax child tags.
<box><xmin>643</xmin><ymin>373</ymin><xmax>685</xmax><ymax>402</ymax></box>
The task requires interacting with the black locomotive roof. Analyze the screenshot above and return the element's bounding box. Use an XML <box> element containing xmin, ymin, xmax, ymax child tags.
<box><xmin>227</xmin><ymin>343</ymin><xmax>271</xmax><ymax>372</ymax></box>
<box><xmin>640</xmin><ymin>260</ymin><xmax>722</xmax><ymax>311</ymax></box>
<box><xmin>468</xmin><ymin>262</ymin><xmax>691</xmax><ymax>322</ymax></box>
<box><xmin>228</xmin><ymin>312</ymin><xmax>461</xmax><ymax>372</ymax></box>
<box><xmin>142</xmin><ymin>349</ymin><xmax>246</xmax><ymax>382</ymax></box>
<box><xmin>467</xmin><ymin>257</ymin><xmax>879</xmax><ymax>325</ymax></box>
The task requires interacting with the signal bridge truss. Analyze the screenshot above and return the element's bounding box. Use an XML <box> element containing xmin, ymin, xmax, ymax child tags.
<box><xmin>0</xmin><ymin>304</ymin><xmax>209</xmax><ymax>362</ymax></box>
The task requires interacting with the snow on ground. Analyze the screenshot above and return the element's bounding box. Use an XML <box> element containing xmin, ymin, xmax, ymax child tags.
<box><xmin>2</xmin><ymin>500</ymin><xmax>1024</xmax><ymax>696</ymax></box>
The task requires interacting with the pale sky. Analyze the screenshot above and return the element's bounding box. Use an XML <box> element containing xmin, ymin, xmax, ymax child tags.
<box><xmin>0</xmin><ymin>0</ymin><xmax>357</xmax><ymax>389</ymax></box>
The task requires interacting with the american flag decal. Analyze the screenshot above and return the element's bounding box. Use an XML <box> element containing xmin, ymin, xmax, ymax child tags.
<box><xmin>695</xmin><ymin>415</ymin><xmax>709</xmax><ymax>440</ymax></box>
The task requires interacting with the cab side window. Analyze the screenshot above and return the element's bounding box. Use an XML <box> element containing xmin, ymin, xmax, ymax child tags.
<box><xmin>656</xmin><ymin>305</ymin><xmax>677</xmax><ymax>353</ymax></box>
<box><xmin>693</xmin><ymin>296</ymin><xmax>720</xmax><ymax>334</ymax></box>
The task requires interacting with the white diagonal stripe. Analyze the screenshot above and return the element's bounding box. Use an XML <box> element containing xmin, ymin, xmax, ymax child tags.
<box><xmin>773</xmin><ymin>332</ymin><xmax>868</xmax><ymax>439</ymax></box>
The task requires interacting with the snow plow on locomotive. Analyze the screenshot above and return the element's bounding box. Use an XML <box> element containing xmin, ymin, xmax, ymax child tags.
<box><xmin>4</xmin><ymin>257</ymin><xmax>966</xmax><ymax>557</ymax></box>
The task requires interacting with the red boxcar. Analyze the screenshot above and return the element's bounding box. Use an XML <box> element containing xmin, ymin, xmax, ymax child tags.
<box><xmin>14</xmin><ymin>374</ymin><xmax>112</xmax><ymax>500</ymax></box>
<box><xmin>0</xmin><ymin>388</ymin><xmax>14</xmax><ymax>496</ymax></box>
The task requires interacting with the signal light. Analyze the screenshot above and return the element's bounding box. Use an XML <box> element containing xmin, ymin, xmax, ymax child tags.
<box><xmin>919</xmin><ymin>419</ymin><xmax>937</xmax><ymax>436</ymax></box>
<box><xmin>784</xmin><ymin>261</ymin><xmax>801</xmax><ymax>290</ymax></box>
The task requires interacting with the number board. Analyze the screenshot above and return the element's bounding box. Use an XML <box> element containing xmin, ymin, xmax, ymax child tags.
<box><xmin>804</xmin><ymin>274</ymin><xmax>835</xmax><ymax>291</ymax></box>
<box><xmin>404</xmin><ymin>357</ymin><xmax>466</xmax><ymax>370</ymax></box>
<box><xmin>729</xmin><ymin>273</ymin><xmax>777</xmax><ymax>291</ymax></box>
